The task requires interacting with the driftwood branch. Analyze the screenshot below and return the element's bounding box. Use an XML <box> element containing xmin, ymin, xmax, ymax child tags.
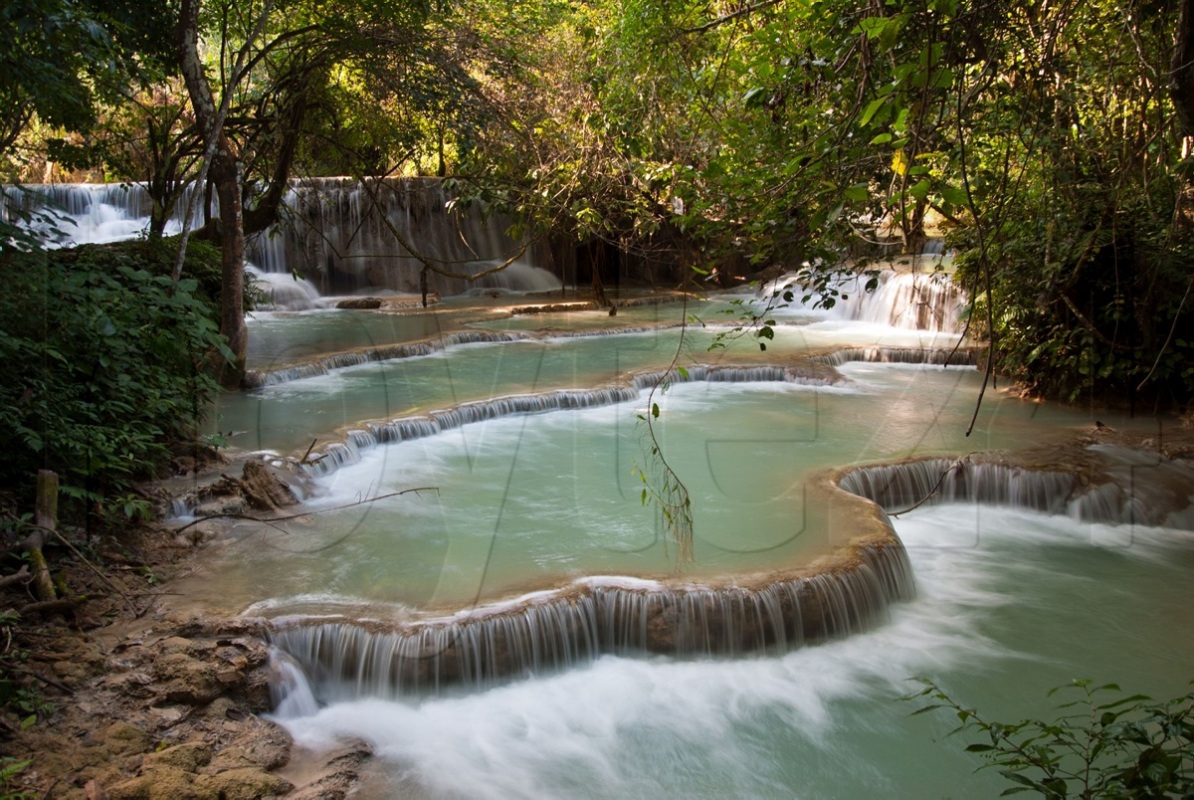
<box><xmin>299</xmin><ymin>439</ymin><xmax>322</xmax><ymax>465</ymax></box>
<box><xmin>168</xmin><ymin>486</ymin><xmax>440</xmax><ymax>536</ymax></box>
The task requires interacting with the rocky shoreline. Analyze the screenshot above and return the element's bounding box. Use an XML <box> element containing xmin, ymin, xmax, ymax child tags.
<box><xmin>0</xmin><ymin>458</ymin><xmax>366</xmax><ymax>799</ymax></box>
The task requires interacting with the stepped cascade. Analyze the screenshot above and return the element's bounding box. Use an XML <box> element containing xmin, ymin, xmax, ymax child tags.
<box><xmin>16</xmin><ymin>179</ymin><xmax>1193</xmax><ymax>798</ymax></box>
<box><xmin>265</xmin><ymin>541</ymin><xmax>915</xmax><ymax>698</ymax></box>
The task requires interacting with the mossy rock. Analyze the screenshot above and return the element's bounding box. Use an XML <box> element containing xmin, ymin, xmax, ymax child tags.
<box><xmin>104</xmin><ymin>721</ymin><xmax>154</xmax><ymax>756</ymax></box>
<box><xmin>146</xmin><ymin>742</ymin><xmax>212</xmax><ymax>772</ymax></box>
<box><xmin>198</xmin><ymin>767</ymin><xmax>293</xmax><ymax>799</ymax></box>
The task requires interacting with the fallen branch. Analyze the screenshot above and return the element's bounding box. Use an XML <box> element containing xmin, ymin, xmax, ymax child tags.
<box><xmin>45</xmin><ymin>529</ymin><xmax>139</xmax><ymax>615</ymax></box>
<box><xmin>18</xmin><ymin>599</ymin><xmax>76</xmax><ymax>619</ymax></box>
<box><xmin>168</xmin><ymin>486</ymin><xmax>440</xmax><ymax>536</ymax></box>
<box><xmin>0</xmin><ymin>566</ymin><xmax>31</xmax><ymax>591</ymax></box>
<box><xmin>5</xmin><ymin>661</ymin><xmax>76</xmax><ymax>696</ymax></box>
<box><xmin>299</xmin><ymin>439</ymin><xmax>321</xmax><ymax>465</ymax></box>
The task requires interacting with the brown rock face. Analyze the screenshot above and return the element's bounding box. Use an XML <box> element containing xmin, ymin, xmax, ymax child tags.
<box><xmin>335</xmin><ymin>297</ymin><xmax>383</xmax><ymax>309</ymax></box>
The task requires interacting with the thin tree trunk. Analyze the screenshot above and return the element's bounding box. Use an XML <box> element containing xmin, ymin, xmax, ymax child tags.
<box><xmin>177</xmin><ymin>0</ymin><xmax>248</xmax><ymax>387</ymax></box>
<box><xmin>212</xmin><ymin>147</ymin><xmax>248</xmax><ymax>384</ymax></box>
<box><xmin>23</xmin><ymin>470</ymin><xmax>58</xmax><ymax>603</ymax></box>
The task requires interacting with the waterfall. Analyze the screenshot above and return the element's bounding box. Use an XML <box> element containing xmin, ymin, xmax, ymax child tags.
<box><xmin>244</xmin><ymin>329</ymin><xmax>538</xmax><ymax>388</ymax></box>
<box><xmin>763</xmin><ymin>270</ymin><xmax>966</xmax><ymax>333</ymax></box>
<box><xmin>4</xmin><ymin>179</ymin><xmax>558</xmax><ymax>295</ymax></box>
<box><xmin>264</xmin><ymin>542</ymin><xmax>915</xmax><ymax>699</ymax></box>
<box><xmin>1066</xmin><ymin>445</ymin><xmax>1194</xmax><ymax>528</ymax></box>
<box><xmin>839</xmin><ymin>454</ymin><xmax>1194</xmax><ymax>528</ymax></box>
<box><xmin>812</xmin><ymin>346</ymin><xmax>979</xmax><ymax>367</ymax></box>
<box><xmin>840</xmin><ymin>459</ymin><xmax>1078</xmax><ymax>515</ymax></box>
<box><xmin>246</xmin><ymin>265</ymin><xmax>326</xmax><ymax>311</ymax></box>
<box><xmin>4</xmin><ymin>183</ymin><xmax>153</xmax><ymax>246</ymax></box>
<box><xmin>268</xmin><ymin>647</ymin><xmax>321</xmax><ymax>718</ymax></box>
<box><xmin>247</xmin><ymin>177</ymin><xmax>556</xmax><ymax>295</ymax></box>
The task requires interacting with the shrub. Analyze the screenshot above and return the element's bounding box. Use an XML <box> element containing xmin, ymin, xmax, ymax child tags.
<box><xmin>909</xmin><ymin>679</ymin><xmax>1194</xmax><ymax>798</ymax></box>
<box><xmin>0</xmin><ymin>231</ymin><xmax>231</xmax><ymax>506</ymax></box>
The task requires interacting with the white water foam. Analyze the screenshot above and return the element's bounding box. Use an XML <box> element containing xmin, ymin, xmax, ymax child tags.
<box><xmin>247</xmin><ymin>264</ymin><xmax>327</xmax><ymax>311</ymax></box>
<box><xmin>269</xmin><ymin>501</ymin><xmax>1194</xmax><ymax>798</ymax></box>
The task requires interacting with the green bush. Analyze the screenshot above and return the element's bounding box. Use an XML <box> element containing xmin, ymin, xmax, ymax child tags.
<box><xmin>910</xmin><ymin>679</ymin><xmax>1194</xmax><ymax>798</ymax></box>
<box><xmin>0</xmin><ymin>232</ymin><xmax>230</xmax><ymax>506</ymax></box>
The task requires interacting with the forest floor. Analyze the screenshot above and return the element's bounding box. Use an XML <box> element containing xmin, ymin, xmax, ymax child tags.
<box><xmin>0</xmin><ymin>461</ymin><xmax>369</xmax><ymax>800</ymax></box>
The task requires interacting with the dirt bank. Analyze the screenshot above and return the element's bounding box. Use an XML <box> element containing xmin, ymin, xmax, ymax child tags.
<box><xmin>0</xmin><ymin>461</ymin><xmax>365</xmax><ymax>799</ymax></box>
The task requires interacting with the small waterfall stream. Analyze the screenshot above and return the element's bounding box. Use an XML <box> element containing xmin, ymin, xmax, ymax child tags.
<box><xmin>263</xmin><ymin>449</ymin><xmax>1194</xmax><ymax>703</ymax></box>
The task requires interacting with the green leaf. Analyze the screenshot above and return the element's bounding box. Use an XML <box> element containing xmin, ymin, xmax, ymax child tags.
<box><xmin>940</xmin><ymin>185</ymin><xmax>968</xmax><ymax>206</ymax></box>
<box><xmin>907</xmin><ymin>179</ymin><xmax>931</xmax><ymax>200</ymax></box>
<box><xmin>743</xmin><ymin>87</ymin><xmax>768</xmax><ymax>108</ymax></box>
<box><xmin>859</xmin><ymin>97</ymin><xmax>887</xmax><ymax>127</ymax></box>
<box><xmin>843</xmin><ymin>184</ymin><xmax>869</xmax><ymax>202</ymax></box>
<box><xmin>651</xmin><ymin>403</ymin><xmax>660</xmax><ymax>419</ymax></box>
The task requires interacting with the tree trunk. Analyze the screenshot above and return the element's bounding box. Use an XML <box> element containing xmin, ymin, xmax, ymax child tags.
<box><xmin>1172</xmin><ymin>0</ymin><xmax>1194</xmax><ymax>229</ymax></box>
<box><xmin>212</xmin><ymin>146</ymin><xmax>248</xmax><ymax>385</ymax></box>
<box><xmin>177</xmin><ymin>0</ymin><xmax>247</xmax><ymax>387</ymax></box>
<box><xmin>1171</xmin><ymin>0</ymin><xmax>1194</xmax><ymax>138</ymax></box>
<box><xmin>23</xmin><ymin>470</ymin><xmax>58</xmax><ymax>603</ymax></box>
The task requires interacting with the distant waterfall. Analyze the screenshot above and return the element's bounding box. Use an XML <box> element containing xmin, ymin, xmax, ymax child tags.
<box><xmin>3</xmin><ymin>183</ymin><xmax>167</xmax><ymax>245</ymax></box>
<box><xmin>247</xmin><ymin>177</ymin><xmax>556</xmax><ymax>295</ymax></box>
<box><xmin>265</xmin><ymin>542</ymin><xmax>915</xmax><ymax>699</ymax></box>
<box><xmin>3</xmin><ymin>179</ymin><xmax>559</xmax><ymax>296</ymax></box>
<box><xmin>812</xmin><ymin>346</ymin><xmax>979</xmax><ymax>367</ymax></box>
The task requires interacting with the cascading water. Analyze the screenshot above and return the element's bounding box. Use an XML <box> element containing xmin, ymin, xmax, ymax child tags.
<box><xmin>245</xmin><ymin>265</ymin><xmax>327</xmax><ymax>311</ymax></box>
<box><xmin>246</xmin><ymin>177</ymin><xmax>559</xmax><ymax>295</ymax></box>
<box><xmin>22</xmin><ymin>178</ymin><xmax>1192</xmax><ymax>797</ymax></box>
<box><xmin>759</xmin><ymin>269</ymin><xmax>965</xmax><ymax>332</ymax></box>
<box><xmin>3</xmin><ymin>178</ymin><xmax>561</xmax><ymax>300</ymax></box>
<box><xmin>2</xmin><ymin>182</ymin><xmax>174</xmax><ymax>245</ymax></box>
<box><xmin>265</xmin><ymin>543</ymin><xmax>914</xmax><ymax>699</ymax></box>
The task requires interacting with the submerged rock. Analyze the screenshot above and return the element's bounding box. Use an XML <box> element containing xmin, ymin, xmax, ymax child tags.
<box><xmin>334</xmin><ymin>297</ymin><xmax>383</xmax><ymax>309</ymax></box>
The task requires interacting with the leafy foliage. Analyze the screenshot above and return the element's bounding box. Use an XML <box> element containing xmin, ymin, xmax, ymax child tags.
<box><xmin>0</xmin><ymin>757</ymin><xmax>33</xmax><ymax>800</ymax></box>
<box><xmin>0</xmin><ymin>0</ymin><xmax>175</xmax><ymax>173</ymax></box>
<box><xmin>0</xmin><ymin>230</ymin><xmax>230</xmax><ymax>504</ymax></box>
<box><xmin>909</xmin><ymin>679</ymin><xmax>1194</xmax><ymax>798</ymax></box>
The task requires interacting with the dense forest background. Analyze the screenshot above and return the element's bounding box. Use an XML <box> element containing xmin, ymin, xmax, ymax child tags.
<box><xmin>2</xmin><ymin>0</ymin><xmax>1194</xmax><ymax>507</ymax></box>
